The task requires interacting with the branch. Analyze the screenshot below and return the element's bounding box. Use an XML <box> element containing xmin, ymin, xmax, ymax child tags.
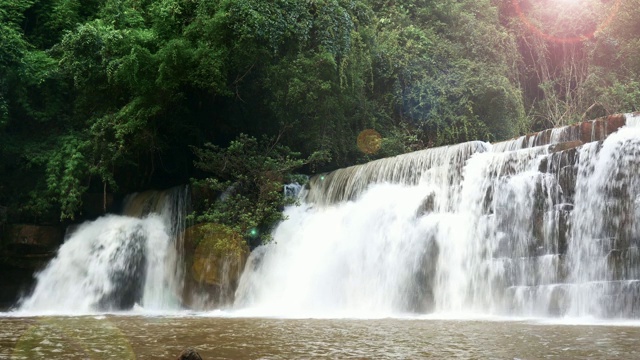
<box><xmin>233</xmin><ymin>64</ymin><xmax>256</xmax><ymax>102</ymax></box>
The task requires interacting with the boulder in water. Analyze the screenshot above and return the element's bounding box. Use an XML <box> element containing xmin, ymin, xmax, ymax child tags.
<box><xmin>177</xmin><ymin>347</ymin><xmax>203</xmax><ymax>360</ymax></box>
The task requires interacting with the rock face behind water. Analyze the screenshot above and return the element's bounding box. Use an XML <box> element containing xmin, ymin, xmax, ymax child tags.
<box><xmin>0</xmin><ymin>224</ymin><xmax>65</xmax><ymax>309</ymax></box>
<box><xmin>181</xmin><ymin>224</ymin><xmax>248</xmax><ymax>310</ymax></box>
<box><xmin>493</xmin><ymin>114</ymin><xmax>627</xmax><ymax>149</ymax></box>
<box><xmin>2</xmin><ymin>224</ymin><xmax>64</xmax><ymax>253</ymax></box>
<box><xmin>488</xmin><ymin>114</ymin><xmax>640</xmax><ymax>317</ymax></box>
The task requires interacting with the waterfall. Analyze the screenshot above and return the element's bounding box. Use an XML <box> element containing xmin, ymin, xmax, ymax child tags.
<box><xmin>236</xmin><ymin>113</ymin><xmax>640</xmax><ymax>318</ymax></box>
<box><xmin>566</xmin><ymin>124</ymin><xmax>640</xmax><ymax>317</ymax></box>
<box><xmin>18</xmin><ymin>187</ymin><xmax>188</xmax><ymax>313</ymax></box>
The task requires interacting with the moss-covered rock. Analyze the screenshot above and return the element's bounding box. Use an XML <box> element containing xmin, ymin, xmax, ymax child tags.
<box><xmin>181</xmin><ymin>224</ymin><xmax>248</xmax><ymax>310</ymax></box>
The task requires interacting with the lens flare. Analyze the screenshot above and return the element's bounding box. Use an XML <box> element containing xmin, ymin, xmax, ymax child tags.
<box><xmin>357</xmin><ymin>129</ymin><xmax>382</xmax><ymax>155</ymax></box>
<box><xmin>512</xmin><ymin>0</ymin><xmax>621</xmax><ymax>44</ymax></box>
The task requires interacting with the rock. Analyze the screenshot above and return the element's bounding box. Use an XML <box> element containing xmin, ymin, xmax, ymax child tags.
<box><xmin>97</xmin><ymin>225</ymin><xmax>147</xmax><ymax>310</ymax></box>
<box><xmin>548</xmin><ymin>140</ymin><xmax>583</xmax><ymax>153</ymax></box>
<box><xmin>181</xmin><ymin>224</ymin><xmax>248</xmax><ymax>310</ymax></box>
<box><xmin>578</xmin><ymin>115</ymin><xmax>626</xmax><ymax>143</ymax></box>
<box><xmin>493</xmin><ymin>113</ymin><xmax>628</xmax><ymax>151</ymax></box>
<box><xmin>415</xmin><ymin>192</ymin><xmax>436</xmax><ymax>217</ymax></box>
<box><xmin>2</xmin><ymin>224</ymin><xmax>64</xmax><ymax>253</ymax></box>
<box><xmin>177</xmin><ymin>347</ymin><xmax>203</xmax><ymax>360</ymax></box>
<box><xmin>532</xmin><ymin>129</ymin><xmax>552</xmax><ymax>147</ymax></box>
<box><xmin>0</xmin><ymin>264</ymin><xmax>38</xmax><ymax>309</ymax></box>
<box><xmin>604</xmin><ymin>114</ymin><xmax>626</xmax><ymax>136</ymax></box>
<box><xmin>0</xmin><ymin>224</ymin><xmax>61</xmax><ymax>307</ymax></box>
<box><xmin>547</xmin><ymin>285</ymin><xmax>569</xmax><ymax>316</ymax></box>
<box><xmin>579</xmin><ymin>121</ymin><xmax>593</xmax><ymax>143</ymax></box>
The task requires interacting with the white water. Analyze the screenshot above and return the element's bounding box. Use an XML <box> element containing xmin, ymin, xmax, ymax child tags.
<box><xmin>13</xmin><ymin>114</ymin><xmax>640</xmax><ymax>318</ymax></box>
<box><xmin>566</xmin><ymin>122</ymin><xmax>640</xmax><ymax>317</ymax></box>
<box><xmin>17</xmin><ymin>188</ymin><xmax>188</xmax><ymax>314</ymax></box>
<box><xmin>236</xmin><ymin>113</ymin><xmax>640</xmax><ymax>318</ymax></box>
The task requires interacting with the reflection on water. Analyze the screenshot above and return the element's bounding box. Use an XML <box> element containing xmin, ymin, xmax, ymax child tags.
<box><xmin>1</xmin><ymin>316</ymin><xmax>640</xmax><ymax>359</ymax></box>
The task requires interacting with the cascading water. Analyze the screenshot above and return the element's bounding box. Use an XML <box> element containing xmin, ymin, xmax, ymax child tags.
<box><xmin>236</xmin><ymin>113</ymin><xmax>640</xmax><ymax>318</ymax></box>
<box><xmin>121</xmin><ymin>189</ymin><xmax>188</xmax><ymax>310</ymax></box>
<box><xmin>14</xmin><ymin>114</ymin><xmax>640</xmax><ymax>318</ymax></box>
<box><xmin>566</xmin><ymin>124</ymin><xmax>640</xmax><ymax>317</ymax></box>
<box><xmin>18</xmin><ymin>187</ymin><xmax>188</xmax><ymax>313</ymax></box>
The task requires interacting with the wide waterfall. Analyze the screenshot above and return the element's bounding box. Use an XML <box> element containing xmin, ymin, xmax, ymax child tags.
<box><xmin>236</xmin><ymin>114</ymin><xmax>640</xmax><ymax>318</ymax></box>
<box><xmin>18</xmin><ymin>188</ymin><xmax>188</xmax><ymax>313</ymax></box>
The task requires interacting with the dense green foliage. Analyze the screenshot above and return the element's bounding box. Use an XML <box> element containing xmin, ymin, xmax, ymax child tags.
<box><xmin>1</xmin><ymin>0</ymin><xmax>638</xmax><ymax>230</ymax></box>
<box><xmin>190</xmin><ymin>134</ymin><xmax>327</xmax><ymax>245</ymax></box>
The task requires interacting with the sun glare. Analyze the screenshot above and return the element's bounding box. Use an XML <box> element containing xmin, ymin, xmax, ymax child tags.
<box><xmin>512</xmin><ymin>0</ymin><xmax>621</xmax><ymax>43</ymax></box>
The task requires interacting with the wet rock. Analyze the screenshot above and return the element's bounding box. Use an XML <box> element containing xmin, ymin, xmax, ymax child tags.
<box><xmin>2</xmin><ymin>224</ymin><xmax>64</xmax><ymax>253</ymax></box>
<box><xmin>177</xmin><ymin>347</ymin><xmax>203</xmax><ymax>360</ymax></box>
<box><xmin>607</xmin><ymin>247</ymin><xmax>640</xmax><ymax>281</ymax></box>
<box><xmin>0</xmin><ymin>264</ymin><xmax>38</xmax><ymax>309</ymax></box>
<box><xmin>555</xmin><ymin>203</ymin><xmax>574</xmax><ymax>212</ymax></box>
<box><xmin>533</xmin><ymin>129</ymin><xmax>552</xmax><ymax>147</ymax></box>
<box><xmin>493</xmin><ymin>114</ymin><xmax>628</xmax><ymax>151</ymax></box>
<box><xmin>578</xmin><ymin>115</ymin><xmax>626</xmax><ymax>143</ymax></box>
<box><xmin>547</xmin><ymin>285</ymin><xmax>569</xmax><ymax>316</ymax></box>
<box><xmin>181</xmin><ymin>224</ymin><xmax>248</xmax><ymax>310</ymax></box>
<box><xmin>604</xmin><ymin>114</ymin><xmax>626</xmax><ymax>136</ymax></box>
<box><xmin>98</xmin><ymin>224</ymin><xmax>147</xmax><ymax>310</ymax></box>
<box><xmin>579</xmin><ymin>121</ymin><xmax>593</xmax><ymax>143</ymax></box>
<box><xmin>482</xmin><ymin>185</ymin><xmax>493</xmax><ymax>214</ymax></box>
<box><xmin>415</xmin><ymin>192</ymin><xmax>436</xmax><ymax>217</ymax></box>
<box><xmin>0</xmin><ymin>224</ymin><xmax>76</xmax><ymax>309</ymax></box>
<box><xmin>556</xmin><ymin>210</ymin><xmax>570</xmax><ymax>255</ymax></box>
<box><xmin>598</xmin><ymin>281</ymin><xmax>640</xmax><ymax>317</ymax></box>
<box><xmin>548</xmin><ymin>140</ymin><xmax>583</xmax><ymax>153</ymax></box>
<box><xmin>406</xmin><ymin>237</ymin><xmax>439</xmax><ymax>313</ymax></box>
<box><xmin>557</xmin><ymin>165</ymin><xmax>576</xmax><ymax>201</ymax></box>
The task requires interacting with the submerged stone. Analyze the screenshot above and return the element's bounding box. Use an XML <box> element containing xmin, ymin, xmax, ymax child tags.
<box><xmin>177</xmin><ymin>347</ymin><xmax>203</xmax><ymax>360</ymax></box>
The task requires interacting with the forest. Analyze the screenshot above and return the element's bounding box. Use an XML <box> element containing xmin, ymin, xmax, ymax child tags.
<box><xmin>1</xmin><ymin>0</ymin><xmax>639</xmax><ymax>239</ymax></box>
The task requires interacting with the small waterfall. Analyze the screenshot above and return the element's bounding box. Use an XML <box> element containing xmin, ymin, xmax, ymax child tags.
<box><xmin>235</xmin><ymin>141</ymin><xmax>490</xmax><ymax>316</ymax></box>
<box><xmin>284</xmin><ymin>182</ymin><xmax>305</xmax><ymax>199</ymax></box>
<box><xmin>121</xmin><ymin>188</ymin><xmax>188</xmax><ymax>309</ymax></box>
<box><xmin>236</xmin><ymin>113</ymin><xmax>640</xmax><ymax>318</ymax></box>
<box><xmin>18</xmin><ymin>187</ymin><xmax>188</xmax><ymax>313</ymax></box>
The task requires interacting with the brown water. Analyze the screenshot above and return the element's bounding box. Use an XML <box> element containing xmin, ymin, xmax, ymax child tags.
<box><xmin>1</xmin><ymin>316</ymin><xmax>640</xmax><ymax>359</ymax></box>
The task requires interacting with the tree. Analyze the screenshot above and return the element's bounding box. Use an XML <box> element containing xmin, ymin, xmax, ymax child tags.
<box><xmin>190</xmin><ymin>134</ymin><xmax>328</xmax><ymax>250</ymax></box>
<box><xmin>372</xmin><ymin>0</ymin><xmax>526</xmax><ymax>145</ymax></box>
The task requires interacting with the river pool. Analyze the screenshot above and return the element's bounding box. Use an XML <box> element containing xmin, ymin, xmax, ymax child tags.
<box><xmin>1</xmin><ymin>315</ymin><xmax>640</xmax><ymax>359</ymax></box>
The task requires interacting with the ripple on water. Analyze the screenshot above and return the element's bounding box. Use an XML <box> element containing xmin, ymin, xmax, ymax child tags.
<box><xmin>1</xmin><ymin>316</ymin><xmax>640</xmax><ymax>359</ymax></box>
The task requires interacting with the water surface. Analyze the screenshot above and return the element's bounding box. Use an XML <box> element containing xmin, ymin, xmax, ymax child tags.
<box><xmin>1</xmin><ymin>316</ymin><xmax>639</xmax><ymax>359</ymax></box>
